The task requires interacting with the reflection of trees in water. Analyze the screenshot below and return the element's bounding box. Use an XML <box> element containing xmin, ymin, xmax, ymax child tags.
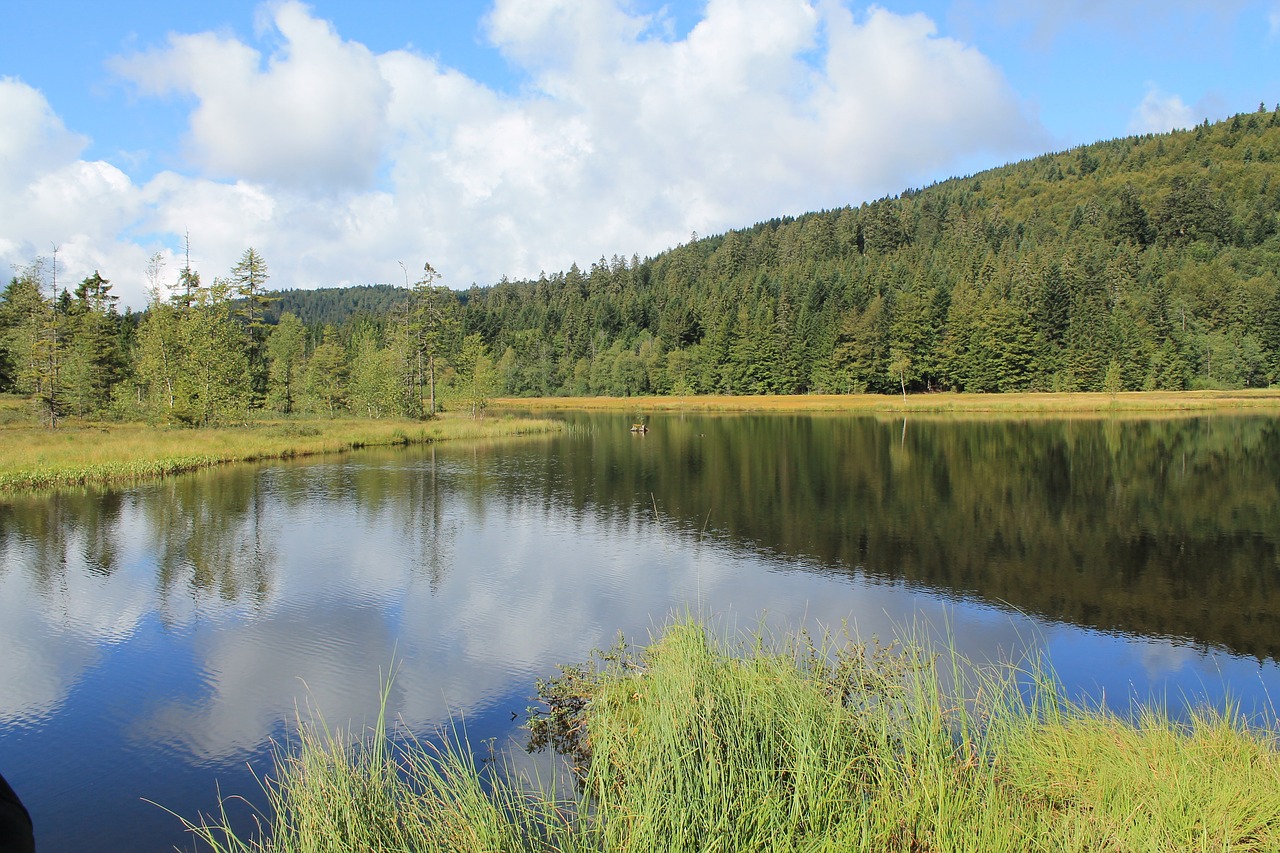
<box><xmin>416</xmin><ymin>447</ymin><xmax>456</xmax><ymax>594</ymax></box>
<box><xmin>3</xmin><ymin>416</ymin><xmax>1277</xmax><ymax>658</ymax></box>
<box><xmin>147</xmin><ymin>470</ymin><xmax>275</xmax><ymax>610</ymax></box>
<box><xmin>349</xmin><ymin>446</ymin><xmax>458</xmax><ymax>594</ymax></box>
<box><xmin>500</xmin><ymin>414</ymin><xmax>1280</xmax><ymax>661</ymax></box>
<box><xmin>0</xmin><ymin>450</ymin><xmax>465</xmax><ymax>630</ymax></box>
<box><xmin>141</xmin><ymin>454</ymin><xmax>462</xmax><ymax>606</ymax></box>
<box><xmin>0</xmin><ymin>489</ymin><xmax>125</xmax><ymax>591</ymax></box>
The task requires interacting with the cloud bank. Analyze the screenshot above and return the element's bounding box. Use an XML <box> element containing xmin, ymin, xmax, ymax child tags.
<box><xmin>2</xmin><ymin>0</ymin><xmax>1043</xmax><ymax>308</ymax></box>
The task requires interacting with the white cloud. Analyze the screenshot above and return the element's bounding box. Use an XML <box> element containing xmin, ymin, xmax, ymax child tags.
<box><xmin>111</xmin><ymin>0</ymin><xmax>391</xmax><ymax>189</ymax></box>
<box><xmin>3</xmin><ymin>2</ymin><xmax>1044</xmax><ymax>308</ymax></box>
<box><xmin>1129</xmin><ymin>85</ymin><xmax>1197</xmax><ymax>134</ymax></box>
<box><xmin>0</xmin><ymin>78</ymin><xmax>89</xmax><ymax>191</ymax></box>
<box><xmin>370</xmin><ymin>0</ymin><xmax>1041</xmax><ymax>283</ymax></box>
<box><xmin>0</xmin><ymin>78</ymin><xmax>151</xmax><ymax>298</ymax></box>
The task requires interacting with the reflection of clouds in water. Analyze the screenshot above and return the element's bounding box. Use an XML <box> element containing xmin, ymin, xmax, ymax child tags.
<box><xmin>0</xmin><ymin>463</ymin><xmax>1069</xmax><ymax>760</ymax></box>
<box><xmin>139</xmin><ymin>604</ymin><xmax>399</xmax><ymax>762</ymax></box>
<box><xmin>0</xmin><ymin>579</ymin><xmax>100</xmax><ymax>723</ymax></box>
<box><xmin>5</xmin><ymin>448</ymin><xmax>1279</xmax><ymax>769</ymax></box>
<box><xmin>1137</xmin><ymin>637</ymin><xmax>1197</xmax><ymax>681</ymax></box>
<box><xmin>1031</xmin><ymin>621</ymin><xmax>1280</xmax><ymax>716</ymax></box>
<box><xmin>147</xmin><ymin>487</ymin><xmax>1051</xmax><ymax>762</ymax></box>
<box><xmin>0</xmin><ymin>504</ymin><xmax>158</xmax><ymax>721</ymax></box>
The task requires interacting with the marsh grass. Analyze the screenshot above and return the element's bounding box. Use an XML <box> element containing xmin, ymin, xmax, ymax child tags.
<box><xmin>187</xmin><ymin>621</ymin><xmax>1280</xmax><ymax>852</ymax></box>
<box><xmin>496</xmin><ymin>389</ymin><xmax>1280</xmax><ymax>416</ymax></box>
<box><xmin>181</xmin><ymin>681</ymin><xmax>579</xmax><ymax>853</ymax></box>
<box><xmin>0</xmin><ymin>412</ymin><xmax>561</xmax><ymax>493</ymax></box>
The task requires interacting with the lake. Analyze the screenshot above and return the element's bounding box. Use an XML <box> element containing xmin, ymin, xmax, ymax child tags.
<box><xmin>2</xmin><ymin>411</ymin><xmax>1279</xmax><ymax>852</ymax></box>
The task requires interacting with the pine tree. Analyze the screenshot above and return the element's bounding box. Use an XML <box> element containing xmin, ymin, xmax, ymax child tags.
<box><xmin>231</xmin><ymin>247</ymin><xmax>278</xmax><ymax>405</ymax></box>
<box><xmin>265</xmin><ymin>312</ymin><xmax>306</xmax><ymax>414</ymax></box>
<box><xmin>406</xmin><ymin>263</ymin><xmax>461</xmax><ymax>416</ymax></box>
<box><xmin>63</xmin><ymin>271</ymin><xmax>121</xmax><ymax>416</ymax></box>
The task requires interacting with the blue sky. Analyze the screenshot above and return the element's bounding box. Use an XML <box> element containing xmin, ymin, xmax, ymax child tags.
<box><xmin>2</xmin><ymin>0</ymin><xmax>1277</xmax><ymax>307</ymax></box>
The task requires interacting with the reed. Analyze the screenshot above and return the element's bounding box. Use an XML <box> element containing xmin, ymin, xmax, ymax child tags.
<box><xmin>495</xmin><ymin>389</ymin><xmax>1280</xmax><ymax>415</ymax></box>
<box><xmin>187</xmin><ymin>620</ymin><xmax>1280</xmax><ymax>852</ymax></box>
<box><xmin>0</xmin><ymin>411</ymin><xmax>562</xmax><ymax>493</ymax></box>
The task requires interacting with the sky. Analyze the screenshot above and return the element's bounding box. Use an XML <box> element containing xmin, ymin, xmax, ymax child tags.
<box><xmin>2</xmin><ymin>0</ymin><xmax>1277</xmax><ymax>309</ymax></box>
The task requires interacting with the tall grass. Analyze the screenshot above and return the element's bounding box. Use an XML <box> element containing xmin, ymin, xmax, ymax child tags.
<box><xmin>0</xmin><ymin>412</ymin><xmax>562</xmax><ymax>493</ymax></box>
<box><xmin>185</xmin><ymin>621</ymin><xmax>1280</xmax><ymax>852</ymax></box>
<box><xmin>181</xmin><ymin>681</ymin><xmax>578</xmax><ymax>853</ymax></box>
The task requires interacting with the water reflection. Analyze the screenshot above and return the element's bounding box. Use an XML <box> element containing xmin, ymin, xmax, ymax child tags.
<box><xmin>0</xmin><ymin>414</ymin><xmax>1278</xmax><ymax>852</ymax></box>
<box><xmin>536</xmin><ymin>413</ymin><xmax>1280</xmax><ymax>659</ymax></box>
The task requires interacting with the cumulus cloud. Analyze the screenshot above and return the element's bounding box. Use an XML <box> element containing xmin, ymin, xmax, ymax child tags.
<box><xmin>1129</xmin><ymin>85</ymin><xmax>1198</xmax><ymax>133</ymax></box>
<box><xmin>111</xmin><ymin>0</ymin><xmax>391</xmax><ymax>189</ymax></box>
<box><xmin>0</xmin><ymin>78</ymin><xmax>88</xmax><ymax>191</ymax></box>
<box><xmin>3</xmin><ymin>1</ymin><xmax>1044</xmax><ymax>307</ymax></box>
<box><xmin>371</xmin><ymin>0</ymin><xmax>1042</xmax><ymax>284</ymax></box>
<box><xmin>0</xmin><ymin>78</ymin><xmax>150</xmax><ymax>297</ymax></box>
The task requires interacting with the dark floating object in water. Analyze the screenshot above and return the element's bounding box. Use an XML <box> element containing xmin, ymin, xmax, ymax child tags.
<box><xmin>0</xmin><ymin>771</ymin><xmax>34</xmax><ymax>853</ymax></box>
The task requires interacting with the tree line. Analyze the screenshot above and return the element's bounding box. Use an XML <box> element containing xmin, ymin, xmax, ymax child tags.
<box><xmin>4</xmin><ymin>108</ymin><xmax>1280</xmax><ymax>425</ymax></box>
<box><xmin>0</xmin><ymin>249</ymin><xmax>496</xmax><ymax>426</ymax></box>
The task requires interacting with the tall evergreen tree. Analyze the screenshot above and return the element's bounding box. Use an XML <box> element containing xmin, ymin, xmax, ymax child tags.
<box><xmin>231</xmin><ymin>247</ymin><xmax>278</xmax><ymax>405</ymax></box>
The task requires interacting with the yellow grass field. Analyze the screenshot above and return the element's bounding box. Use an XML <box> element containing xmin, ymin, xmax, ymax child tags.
<box><xmin>0</xmin><ymin>402</ymin><xmax>561</xmax><ymax>493</ymax></box>
<box><xmin>493</xmin><ymin>389</ymin><xmax>1280</xmax><ymax>415</ymax></box>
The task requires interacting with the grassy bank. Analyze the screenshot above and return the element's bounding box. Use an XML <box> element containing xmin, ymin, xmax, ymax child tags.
<box><xmin>0</xmin><ymin>407</ymin><xmax>562</xmax><ymax>493</ymax></box>
<box><xmin>187</xmin><ymin>621</ymin><xmax>1280</xmax><ymax>852</ymax></box>
<box><xmin>494</xmin><ymin>389</ymin><xmax>1280</xmax><ymax>415</ymax></box>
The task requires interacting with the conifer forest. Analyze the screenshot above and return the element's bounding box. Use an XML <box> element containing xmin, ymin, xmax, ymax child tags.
<box><xmin>5</xmin><ymin>108</ymin><xmax>1280</xmax><ymax>424</ymax></box>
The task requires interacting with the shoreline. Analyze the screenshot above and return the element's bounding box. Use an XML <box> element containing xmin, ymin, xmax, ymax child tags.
<box><xmin>6</xmin><ymin>388</ymin><xmax>1279</xmax><ymax>494</ymax></box>
<box><xmin>0</xmin><ymin>411</ymin><xmax>563</xmax><ymax>494</ymax></box>
<box><xmin>492</xmin><ymin>389</ymin><xmax>1280</xmax><ymax>414</ymax></box>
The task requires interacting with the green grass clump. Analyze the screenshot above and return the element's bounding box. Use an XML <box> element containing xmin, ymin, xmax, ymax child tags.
<box><xmin>186</xmin><ymin>621</ymin><xmax>1280</xmax><ymax>852</ymax></box>
<box><xmin>183</xmin><ymin>687</ymin><xmax>576</xmax><ymax>853</ymax></box>
<box><xmin>994</xmin><ymin>705</ymin><xmax>1280</xmax><ymax>850</ymax></box>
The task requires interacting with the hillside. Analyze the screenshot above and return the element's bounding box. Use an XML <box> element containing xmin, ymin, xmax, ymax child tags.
<box><xmin>267</xmin><ymin>107</ymin><xmax>1280</xmax><ymax>397</ymax></box>
<box><xmin>436</xmin><ymin>106</ymin><xmax>1279</xmax><ymax>396</ymax></box>
<box><xmin>263</xmin><ymin>283</ymin><xmax>409</xmax><ymax>329</ymax></box>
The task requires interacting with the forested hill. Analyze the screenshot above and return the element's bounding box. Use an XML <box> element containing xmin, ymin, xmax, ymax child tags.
<box><xmin>255</xmin><ymin>106</ymin><xmax>1280</xmax><ymax>398</ymax></box>
<box><xmin>440</xmin><ymin>106</ymin><xmax>1280</xmax><ymax>396</ymax></box>
<box><xmin>263</xmin><ymin>284</ymin><xmax>409</xmax><ymax>329</ymax></box>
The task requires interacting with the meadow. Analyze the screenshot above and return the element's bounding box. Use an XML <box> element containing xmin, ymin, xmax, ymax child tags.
<box><xmin>0</xmin><ymin>395</ymin><xmax>561</xmax><ymax>492</ymax></box>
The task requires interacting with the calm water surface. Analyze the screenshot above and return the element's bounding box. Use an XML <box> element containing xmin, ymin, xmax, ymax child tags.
<box><xmin>2</xmin><ymin>412</ymin><xmax>1279</xmax><ymax>852</ymax></box>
